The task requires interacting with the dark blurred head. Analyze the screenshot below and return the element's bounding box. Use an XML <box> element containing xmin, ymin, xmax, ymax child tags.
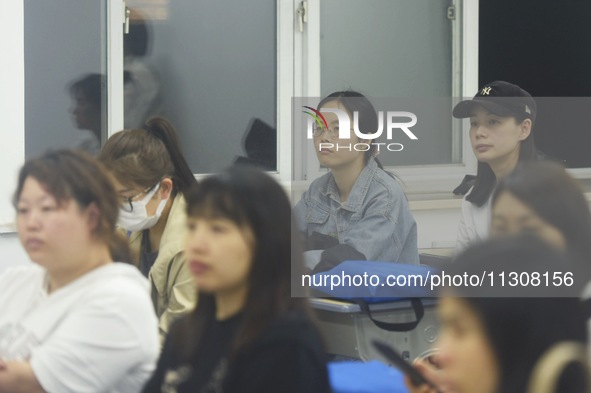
<box><xmin>491</xmin><ymin>161</ymin><xmax>591</xmax><ymax>280</ymax></box>
<box><xmin>440</xmin><ymin>236</ymin><xmax>586</xmax><ymax>393</ymax></box>
<box><xmin>124</xmin><ymin>9</ymin><xmax>151</xmax><ymax>57</ymax></box>
<box><xmin>69</xmin><ymin>73</ymin><xmax>104</xmax><ymax>134</ymax></box>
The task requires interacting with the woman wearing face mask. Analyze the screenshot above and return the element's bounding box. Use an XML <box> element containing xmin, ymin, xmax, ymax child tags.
<box><xmin>453</xmin><ymin>81</ymin><xmax>538</xmax><ymax>251</ymax></box>
<box><xmin>407</xmin><ymin>236</ymin><xmax>587</xmax><ymax>393</ymax></box>
<box><xmin>99</xmin><ymin>116</ymin><xmax>198</xmax><ymax>340</ymax></box>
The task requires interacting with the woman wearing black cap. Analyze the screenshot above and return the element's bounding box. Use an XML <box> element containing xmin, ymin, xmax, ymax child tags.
<box><xmin>453</xmin><ymin>81</ymin><xmax>538</xmax><ymax>251</ymax></box>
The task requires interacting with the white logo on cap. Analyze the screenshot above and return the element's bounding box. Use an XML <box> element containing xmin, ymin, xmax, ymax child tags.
<box><xmin>481</xmin><ymin>86</ymin><xmax>492</xmax><ymax>95</ymax></box>
<box><xmin>525</xmin><ymin>105</ymin><xmax>531</xmax><ymax>114</ymax></box>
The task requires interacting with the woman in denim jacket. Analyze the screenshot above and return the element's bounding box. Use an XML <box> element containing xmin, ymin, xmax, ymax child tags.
<box><xmin>294</xmin><ymin>91</ymin><xmax>419</xmax><ymax>273</ymax></box>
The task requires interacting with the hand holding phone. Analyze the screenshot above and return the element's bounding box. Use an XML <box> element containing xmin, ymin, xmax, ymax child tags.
<box><xmin>372</xmin><ymin>340</ymin><xmax>441</xmax><ymax>392</ymax></box>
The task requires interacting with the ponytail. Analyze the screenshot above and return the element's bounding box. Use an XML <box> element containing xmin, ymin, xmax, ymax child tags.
<box><xmin>100</xmin><ymin>116</ymin><xmax>198</xmax><ymax>198</ymax></box>
<box><xmin>144</xmin><ymin>117</ymin><xmax>198</xmax><ymax>195</ymax></box>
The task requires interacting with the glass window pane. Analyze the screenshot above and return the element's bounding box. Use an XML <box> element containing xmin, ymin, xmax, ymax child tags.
<box><xmin>479</xmin><ymin>0</ymin><xmax>591</xmax><ymax>169</ymax></box>
<box><xmin>24</xmin><ymin>0</ymin><xmax>107</xmax><ymax>158</ymax></box>
<box><xmin>319</xmin><ymin>0</ymin><xmax>459</xmax><ymax>166</ymax></box>
<box><xmin>126</xmin><ymin>0</ymin><xmax>277</xmax><ymax>173</ymax></box>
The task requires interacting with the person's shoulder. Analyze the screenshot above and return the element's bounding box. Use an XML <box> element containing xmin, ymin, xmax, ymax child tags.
<box><xmin>84</xmin><ymin>263</ymin><xmax>150</xmax><ymax>302</ymax></box>
<box><xmin>167</xmin><ymin>313</ymin><xmax>192</xmax><ymax>339</ymax></box>
<box><xmin>365</xmin><ymin>168</ymin><xmax>407</xmax><ymax>210</ymax></box>
<box><xmin>0</xmin><ymin>264</ymin><xmax>44</xmax><ymax>287</ymax></box>
<box><xmin>241</xmin><ymin>311</ymin><xmax>328</xmax><ymax>372</ymax></box>
<box><xmin>80</xmin><ymin>264</ymin><xmax>157</xmax><ymax>332</ymax></box>
<box><xmin>304</xmin><ymin>172</ymin><xmax>333</xmax><ymax>195</ymax></box>
<box><xmin>169</xmin><ymin>193</ymin><xmax>187</xmax><ymax>216</ymax></box>
<box><xmin>0</xmin><ymin>265</ymin><xmax>45</xmax><ymax>303</ymax></box>
<box><xmin>260</xmin><ymin>311</ymin><xmax>324</xmax><ymax>348</ymax></box>
<box><xmin>165</xmin><ymin>195</ymin><xmax>188</xmax><ymax>237</ymax></box>
<box><xmin>461</xmin><ymin>189</ymin><xmax>491</xmax><ymax>213</ymax></box>
<box><xmin>158</xmin><ymin>194</ymin><xmax>188</xmax><ymax>256</ymax></box>
<box><xmin>0</xmin><ymin>263</ymin><xmax>43</xmax><ymax>277</ymax></box>
<box><xmin>461</xmin><ymin>186</ymin><xmax>475</xmax><ymax>203</ymax></box>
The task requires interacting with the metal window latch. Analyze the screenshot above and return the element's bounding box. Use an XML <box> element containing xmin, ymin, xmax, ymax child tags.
<box><xmin>447</xmin><ymin>5</ymin><xmax>456</xmax><ymax>20</ymax></box>
<box><xmin>124</xmin><ymin>5</ymin><xmax>131</xmax><ymax>34</ymax></box>
<box><xmin>297</xmin><ymin>1</ymin><xmax>308</xmax><ymax>33</ymax></box>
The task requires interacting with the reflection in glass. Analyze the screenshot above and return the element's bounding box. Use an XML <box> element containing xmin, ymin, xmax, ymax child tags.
<box><xmin>68</xmin><ymin>74</ymin><xmax>104</xmax><ymax>155</ymax></box>
<box><xmin>124</xmin><ymin>9</ymin><xmax>162</xmax><ymax>129</ymax></box>
<box><xmin>126</xmin><ymin>1</ymin><xmax>277</xmax><ymax>173</ymax></box>
<box><xmin>24</xmin><ymin>0</ymin><xmax>107</xmax><ymax>158</ymax></box>
<box><xmin>319</xmin><ymin>0</ymin><xmax>459</xmax><ymax>166</ymax></box>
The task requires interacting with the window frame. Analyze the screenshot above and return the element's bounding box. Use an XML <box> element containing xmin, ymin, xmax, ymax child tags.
<box><xmin>295</xmin><ymin>0</ymin><xmax>480</xmax><ymax>194</ymax></box>
<box><xmin>10</xmin><ymin>0</ymin><xmax>590</xmax><ymax>234</ymax></box>
<box><xmin>107</xmin><ymin>0</ymin><xmax>125</xmax><ymax>138</ymax></box>
<box><xmin>110</xmin><ymin>0</ymin><xmax>296</xmax><ymax>184</ymax></box>
<box><xmin>0</xmin><ymin>1</ymin><xmax>25</xmax><ymax>233</ymax></box>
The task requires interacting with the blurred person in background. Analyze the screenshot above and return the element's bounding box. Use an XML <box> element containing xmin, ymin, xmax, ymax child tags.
<box><xmin>68</xmin><ymin>73</ymin><xmax>103</xmax><ymax>155</ymax></box>
<box><xmin>408</xmin><ymin>236</ymin><xmax>587</xmax><ymax>393</ymax></box>
<box><xmin>143</xmin><ymin>166</ymin><xmax>331</xmax><ymax>393</ymax></box>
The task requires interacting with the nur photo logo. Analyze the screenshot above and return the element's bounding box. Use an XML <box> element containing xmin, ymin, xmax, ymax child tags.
<box><xmin>302</xmin><ymin>106</ymin><xmax>418</xmax><ymax>152</ymax></box>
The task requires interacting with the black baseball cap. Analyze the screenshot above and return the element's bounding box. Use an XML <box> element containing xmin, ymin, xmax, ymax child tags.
<box><xmin>453</xmin><ymin>81</ymin><xmax>537</xmax><ymax>122</ymax></box>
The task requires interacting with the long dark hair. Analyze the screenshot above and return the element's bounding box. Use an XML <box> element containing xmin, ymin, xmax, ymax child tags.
<box><xmin>175</xmin><ymin>165</ymin><xmax>312</xmax><ymax>361</ymax></box>
<box><xmin>492</xmin><ymin>161</ymin><xmax>591</xmax><ymax>280</ymax></box>
<box><xmin>13</xmin><ymin>149</ymin><xmax>129</xmax><ymax>262</ymax></box>
<box><xmin>449</xmin><ymin>236</ymin><xmax>587</xmax><ymax>393</ymax></box>
<box><xmin>99</xmin><ymin>116</ymin><xmax>197</xmax><ymax>197</ymax></box>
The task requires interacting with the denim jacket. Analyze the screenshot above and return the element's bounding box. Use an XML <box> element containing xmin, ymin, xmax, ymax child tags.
<box><xmin>294</xmin><ymin>158</ymin><xmax>419</xmax><ymax>270</ymax></box>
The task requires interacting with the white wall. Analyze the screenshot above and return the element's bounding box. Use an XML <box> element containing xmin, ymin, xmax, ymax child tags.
<box><xmin>0</xmin><ymin>1</ymin><xmax>24</xmax><ymax>230</ymax></box>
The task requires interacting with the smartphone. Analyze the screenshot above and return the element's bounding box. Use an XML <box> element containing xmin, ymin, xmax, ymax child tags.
<box><xmin>372</xmin><ymin>340</ymin><xmax>440</xmax><ymax>391</ymax></box>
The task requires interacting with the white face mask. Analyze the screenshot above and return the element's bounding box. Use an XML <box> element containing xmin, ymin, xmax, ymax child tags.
<box><xmin>117</xmin><ymin>183</ymin><xmax>169</xmax><ymax>232</ymax></box>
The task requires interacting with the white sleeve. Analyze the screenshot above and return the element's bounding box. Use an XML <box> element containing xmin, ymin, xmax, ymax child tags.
<box><xmin>29</xmin><ymin>289</ymin><xmax>158</xmax><ymax>393</ymax></box>
<box><xmin>0</xmin><ymin>267</ymin><xmax>41</xmax><ymax>313</ymax></box>
<box><xmin>456</xmin><ymin>196</ymin><xmax>477</xmax><ymax>253</ymax></box>
<box><xmin>0</xmin><ymin>267</ymin><xmax>33</xmax><ymax>287</ymax></box>
<box><xmin>303</xmin><ymin>250</ymin><xmax>323</xmax><ymax>271</ymax></box>
<box><xmin>0</xmin><ymin>270</ymin><xmax>15</xmax><ymax>313</ymax></box>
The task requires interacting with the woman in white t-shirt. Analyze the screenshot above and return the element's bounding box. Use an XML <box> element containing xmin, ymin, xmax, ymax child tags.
<box><xmin>0</xmin><ymin>150</ymin><xmax>159</xmax><ymax>393</ymax></box>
